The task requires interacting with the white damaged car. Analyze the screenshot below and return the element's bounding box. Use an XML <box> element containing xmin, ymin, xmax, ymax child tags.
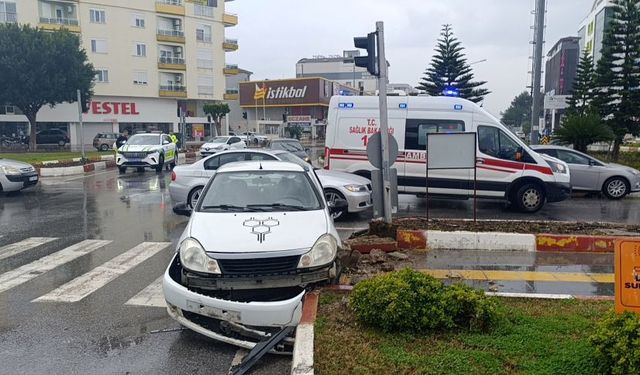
<box><xmin>163</xmin><ymin>161</ymin><xmax>346</xmax><ymax>351</ymax></box>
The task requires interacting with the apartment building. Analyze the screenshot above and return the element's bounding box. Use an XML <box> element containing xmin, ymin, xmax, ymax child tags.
<box><xmin>296</xmin><ymin>50</ymin><xmax>379</xmax><ymax>95</ymax></box>
<box><xmin>0</xmin><ymin>0</ymin><xmax>238</xmax><ymax>146</ymax></box>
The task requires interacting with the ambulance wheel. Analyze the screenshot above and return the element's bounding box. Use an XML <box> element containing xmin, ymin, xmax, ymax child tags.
<box><xmin>156</xmin><ymin>154</ymin><xmax>164</xmax><ymax>173</ymax></box>
<box><xmin>514</xmin><ymin>183</ymin><xmax>545</xmax><ymax>213</ymax></box>
<box><xmin>118</xmin><ymin>166</ymin><xmax>126</xmax><ymax>174</ymax></box>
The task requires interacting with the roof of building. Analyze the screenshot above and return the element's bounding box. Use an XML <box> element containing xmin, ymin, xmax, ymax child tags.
<box><xmin>296</xmin><ymin>56</ymin><xmax>354</xmax><ymax>64</ymax></box>
<box><xmin>546</xmin><ymin>36</ymin><xmax>581</xmax><ymax>57</ymax></box>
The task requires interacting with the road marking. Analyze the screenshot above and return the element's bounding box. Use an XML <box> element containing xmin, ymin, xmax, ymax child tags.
<box><xmin>0</xmin><ymin>240</ymin><xmax>111</xmax><ymax>294</ymax></box>
<box><xmin>125</xmin><ymin>276</ymin><xmax>165</xmax><ymax>308</ymax></box>
<box><xmin>419</xmin><ymin>269</ymin><xmax>614</xmax><ymax>283</ymax></box>
<box><xmin>34</xmin><ymin>242</ymin><xmax>171</xmax><ymax>303</ymax></box>
<box><xmin>0</xmin><ymin>237</ymin><xmax>58</xmax><ymax>261</ymax></box>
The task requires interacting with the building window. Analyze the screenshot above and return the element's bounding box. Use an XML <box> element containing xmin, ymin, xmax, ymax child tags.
<box><xmin>133</xmin><ymin>71</ymin><xmax>148</xmax><ymax>85</ymax></box>
<box><xmin>198</xmin><ymin>76</ymin><xmax>214</xmax><ymax>95</ymax></box>
<box><xmin>133</xmin><ymin>43</ymin><xmax>146</xmax><ymax>57</ymax></box>
<box><xmin>95</xmin><ymin>69</ymin><xmax>109</xmax><ymax>83</ymax></box>
<box><xmin>131</xmin><ymin>13</ymin><xmax>145</xmax><ymax>28</ymax></box>
<box><xmin>0</xmin><ymin>1</ymin><xmax>17</xmax><ymax>24</ymax></box>
<box><xmin>90</xmin><ymin>39</ymin><xmax>107</xmax><ymax>54</ymax></box>
<box><xmin>90</xmin><ymin>9</ymin><xmax>105</xmax><ymax>24</ymax></box>
<box><xmin>197</xmin><ymin>48</ymin><xmax>213</xmax><ymax>69</ymax></box>
<box><xmin>196</xmin><ymin>24</ymin><xmax>212</xmax><ymax>43</ymax></box>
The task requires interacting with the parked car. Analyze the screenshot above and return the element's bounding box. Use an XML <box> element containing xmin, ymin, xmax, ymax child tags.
<box><xmin>239</xmin><ymin>132</ymin><xmax>268</xmax><ymax>144</ymax></box>
<box><xmin>531</xmin><ymin>145</ymin><xmax>640</xmax><ymax>199</ymax></box>
<box><xmin>0</xmin><ymin>158</ymin><xmax>38</xmax><ymax>193</ymax></box>
<box><xmin>169</xmin><ymin>149</ymin><xmax>372</xmax><ymax>219</ymax></box>
<box><xmin>33</xmin><ymin>129</ymin><xmax>70</xmax><ymax>146</ymax></box>
<box><xmin>164</xmin><ymin>160</ymin><xmax>345</xmax><ymax>350</ymax></box>
<box><xmin>267</xmin><ymin>138</ymin><xmax>311</xmax><ymax>163</ymax></box>
<box><xmin>93</xmin><ymin>132</ymin><xmax>119</xmax><ymax>151</ymax></box>
<box><xmin>199</xmin><ymin>136</ymin><xmax>246</xmax><ymax>157</ymax></box>
<box><xmin>116</xmin><ymin>133</ymin><xmax>177</xmax><ymax>174</ymax></box>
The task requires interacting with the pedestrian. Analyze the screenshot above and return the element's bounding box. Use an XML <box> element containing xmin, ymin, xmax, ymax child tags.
<box><xmin>116</xmin><ymin>130</ymin><xmax>128</xmax><ymax>149</ymax></box>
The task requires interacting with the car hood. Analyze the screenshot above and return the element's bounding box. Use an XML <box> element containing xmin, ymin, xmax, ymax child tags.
<box><xmin>119</xmin><ymin>144</ymin><xmax>162</xmax><ymax>152</ymax></box>
<box><xmin>201</xmin><ymin>142</ymin><xmax>226</xmax><ymax>148</ymax></box>
<box><xmin>188</xmin><ymin>210</ymin><xmax>328</xmax><ymax>253</ymax></box>
<box><xmin>315</xmin><ymin>169</ymin><xmax>370</xmax><ymax>187</ymax></box>
<box><xmin>0</xmin><ymin>159</ymin><xmax>35</xmax><ymax>170</ymax></box>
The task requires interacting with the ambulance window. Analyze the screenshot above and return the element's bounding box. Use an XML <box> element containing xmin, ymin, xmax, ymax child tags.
<box><xmin>405</xmin><ymin>119</ymin><xmax>465</xmax><ymax>150</ymax></box>
<box><xmin>478</xmin><ymin>126</ymin><xmax>522</xmax><ymax>162</ymax></box>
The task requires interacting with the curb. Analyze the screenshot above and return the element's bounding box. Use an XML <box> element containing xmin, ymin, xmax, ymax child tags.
<box><xmin>291</xmin><ymin>291</ymin><xmax>319</xmax><ymax>375</ymax></box>
<box><xmin>38</xmin><ymin>160</ymin><xmax>116</xmax><ymax>177</ymax></box>
<box><xmin>394</xmin><ymin>229</ymin><xmax>629</xmax><ymax>253</ymax></box>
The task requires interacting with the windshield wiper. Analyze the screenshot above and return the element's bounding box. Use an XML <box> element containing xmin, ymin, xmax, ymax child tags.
<box><xmin>201</xmin><ymin>204</ymin><xmax>265</xmax><ymax>212</ymax></box>
<box><xmin>247</xmin><ymin>203</ymin><xmax>307</xmax><ymax>211</ymax></box>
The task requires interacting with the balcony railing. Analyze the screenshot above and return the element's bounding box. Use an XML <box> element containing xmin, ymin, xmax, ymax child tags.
<box><xmin>157</xmin><ymin>29</ymin><xmax>184</xmax><ymax>37</ymax></box>
<box><xmin>0</xmin><ymin>12</ymin><xmax>17</xmax><ymax>24</ymax></box>
<box><xmin>159</xmin><ymin>56</ymin><xmax>185</xmax><ymax>65</ymax></box>
<box><xmin>226</xmin><ymin>89</ymin><xmax>239</xmax><ymax>95</ymax></box>
<box><xmin>160</xmin><ymin>84</ymin><xmax>186</xmax><ymax>92</ymax></box>
<box><xmin>225</xmin><ymin>64</ymin><xmax>238</xmax><ymax>69</ymax></box>
<box><xmin>194</xmin><ymin>4</ymin><xmax>214</xmax><ymax>18</ymax></box>
<box><xmin>157</xmin><ymin>0</ymin><xmax>182</xmax><ymax>5</ymax></box>
<box><xmin>39</xmin><ymin>17</ymin><xmax>79</xmax><ymax>26</ymax></box>
<box><xmin>224</xmin><ymin>38</ymin><xmax>238</xmax><ymax>45</ymax></box>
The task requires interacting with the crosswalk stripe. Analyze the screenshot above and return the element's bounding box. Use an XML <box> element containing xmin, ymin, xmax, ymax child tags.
<box><xmin>0</xmin><ymin>237</ymin><xmax>58</xmax><ymax>261</ymax></box>
<box><xmin>0</xmin><ymin>240</ymin><xmax>111</xmax><ymax>294</ymax></box>
<box><xmin>34</xmin><ymin>242</ymin><xmax>171</xmax><ymax>303</ymax></box>
<box><xmin>125</xmin><ymin>276</ymin><xmax>166</xmax><ymax>308</ymax></box>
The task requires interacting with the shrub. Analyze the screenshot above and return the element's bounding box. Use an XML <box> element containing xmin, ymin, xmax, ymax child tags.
<box><xmin>349</xmin><ymin>269</ymin><xmax>500</xmax><ymax>333</ymax></box>
<box><xmin>589</xmin><ymin>311</ymin><xmax>640</xmax><ymax>375</ymax></box>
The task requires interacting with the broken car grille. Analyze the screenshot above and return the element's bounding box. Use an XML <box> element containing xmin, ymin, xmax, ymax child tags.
<box><xmin>218</xmin><ymin>255</ymin><xmax>301</xmax><ymax>276</ymax></box>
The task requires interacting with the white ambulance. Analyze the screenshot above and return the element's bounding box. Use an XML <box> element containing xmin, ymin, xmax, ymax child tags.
<box><xmin>324</xmin><ymin>96</ymin><xmax>571</xmax><ymax>212</ymax></box>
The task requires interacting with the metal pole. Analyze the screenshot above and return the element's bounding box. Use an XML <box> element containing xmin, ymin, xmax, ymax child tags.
<box><xmin>376</xmin><ymin>21</ymin><xmax>392</xmax><ymax>223</ymax></box>
<box><xmin>530</xmin><ymin>0</ymin><xmax>545</xmax><ymax>145</ymax></box>
<box><xmin>76</xmin><ymin>89</ymin><xmax>85</xmax><ymax>159</ymax></box>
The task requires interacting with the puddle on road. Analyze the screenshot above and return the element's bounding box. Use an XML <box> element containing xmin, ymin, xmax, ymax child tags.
<box><xmin>94</xmin><ymin>335</ymin><xmax>145</xmax><ymax>357</ymax></box>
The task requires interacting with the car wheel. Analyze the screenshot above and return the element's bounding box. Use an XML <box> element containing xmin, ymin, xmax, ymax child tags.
<box><xmin>100</xmin><ymin>144</ymin><xmax>109</xmax><ymax>151</ymax></box>
<box><xmin>187</xmin><ymin>186</ymin><xmax>203</xmax><ymax>210</ymax></box>
<box><xmin>324</xmin><ymin>188</ymin><xmax>348</xmax><ymax>220</ymax></box>
<box><xmin>118</xmin><ymin>166</ymin><xmax>127</xmax><ymax>174</ymax></box>
<box><xmin>156</xmin><ymin>154</ymin><xmax>164</xmax><ymax>173</ymax></box>
<box><xmin>58</xmin><ymin>140</ymin><xmax>65</xmax><ymax>147</ymax></box>
<box><xmin>602</xmin><ymin>177</ymin><xmax>629</xmax><ymax>200</ymax></box>
<box><xmin>514</xmin><ymin>183</ymin><xmax>545</xmax><ymax>213</ymax></box>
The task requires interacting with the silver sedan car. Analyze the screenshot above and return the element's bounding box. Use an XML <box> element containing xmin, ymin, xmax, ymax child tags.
<box><xmin>0</xmin><ymin>158</ymin><xmax>38</xmax><ymax>193</ymax></box>
<box><xmin>532</xmin><ymin>145</ymin><xmax>640</xmax><ymax>199</ymax></box>
<box><xmin>169</xmin><ymin>149</ymin><xmax>372</xmax><ymax>219</ymax></box>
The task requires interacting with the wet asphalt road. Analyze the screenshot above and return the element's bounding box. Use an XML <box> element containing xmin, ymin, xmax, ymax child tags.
<box><xmin>0</xmin><ymin>167</ymin><xmax>635</xmax><ymax>374</ymax></box>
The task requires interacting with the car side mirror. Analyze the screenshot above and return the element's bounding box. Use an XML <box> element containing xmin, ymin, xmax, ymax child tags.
<box><xmin>172</xmin><ymin>203</ymin><xmax>192</xmax><ymax>217</ymax></box>
<box><xmin>328</xmin><ymin>198</ymin><xmax>348</xmax><ymax>215</ymax></box>
<box><xmin>589</xmin><ymin>159</ymin><xmax>598</xmax><ymax>166</ymax></box>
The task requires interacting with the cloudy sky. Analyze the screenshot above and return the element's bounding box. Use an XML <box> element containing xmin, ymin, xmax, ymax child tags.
<box><xmin>226</xmin><ymin>0</ymin><xmax>593</xmax><ymax>117</ymax></box>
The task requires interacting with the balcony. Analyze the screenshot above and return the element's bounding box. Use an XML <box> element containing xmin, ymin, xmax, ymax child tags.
<box><xmin>224</xmin><ymin>88</ymin><xmax>239</xmax><ymax>100</ymax></box>
<box><xmin>156</xmin><ymin>0</ymin><xmax>185</xmax><ymax>16</ymax></box>
<box><xmin>222</xmin><ymin>12</ymin><xmax>238</xmax><ymax>27</ymax></box>
<box><xmin>38</xmin><ymin>16</ymin><xmax>80</xmax><ymax>32</ymax></box>
<box><xmin>159</xmin><ymin>85</ymin><xmax>187</xmax><ymax>98</ymax></box>
<box><xmin>158</xmin><ymin>56</ymin><xmax>186</xmax><ymax>70</ymax></box>
<box><xmin>157</xmin><ymin>28</ymin><xmax>185</xmax><ymax>43</ymax></box>
<box><xmin>0</xmin><ymin>12</ymin><xmax>17</xmax><ymax>24</ymax></box>
<box><xmin>223</xmin><ymin>64</ymin><xmax>239</xmax><ymax>75</ymax></box>
<box><xmin>223</xmin><ymin>38</ymin><xmax>238</xmax><ymax>51</ymax></box>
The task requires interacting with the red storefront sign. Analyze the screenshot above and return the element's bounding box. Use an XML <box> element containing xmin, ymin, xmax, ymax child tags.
<box><xmin>88</xmin><ymin>101</ymin><xmax>140</xmax><ymax>115</ymax></box>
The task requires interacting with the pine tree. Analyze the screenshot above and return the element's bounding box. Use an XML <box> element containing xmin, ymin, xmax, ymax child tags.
<box><xmin>416</xmin><ymin>24</ymin><xmax>490</xmax><ymax>103</ymax></box>
<box><xmin>592</xmin><ymin>0</ymin><xmax>640</xmax><ymax>160</ymax></box>
<box><xmin>566</xmin><ymin>51</ymin><xmax>595</xmax><ymax>115</ymax></box>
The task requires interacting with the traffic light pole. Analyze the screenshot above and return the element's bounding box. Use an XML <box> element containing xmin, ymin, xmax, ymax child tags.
<box><xmin>376</xmin><ymin>21</ymin><xmax>392</xmax><ymax>223</ymax></box>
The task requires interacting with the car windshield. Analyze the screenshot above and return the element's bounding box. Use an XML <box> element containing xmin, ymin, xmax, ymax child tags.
<box><xmin>127</xmin><ymin>135</ymin><xmax>160</xmax><ymax>145</ymax></box>
<box><xmin>276</xmin><ymin>152</ymin><xmax>308</xmax><ymax>168</ymax></box>
<box><xmin>271</xmin><ymin>141</ymin><xmax>303</xmax><ymax>152</ymax></box>
<box><xmin>199</xmin><ymin>171</ymin><xmax>322</xmax><ymax>212</ymax></box>
<box><xmin>209</xmin><ymin>136</ymin><xmax>229</xmax><ymax>143</ymax></box>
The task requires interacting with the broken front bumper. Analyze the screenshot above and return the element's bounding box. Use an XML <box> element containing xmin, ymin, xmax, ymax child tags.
<box><xmin>163</xmin><ymin>254</ymin><xmax>305</xmax><ymax>329</ymax></box>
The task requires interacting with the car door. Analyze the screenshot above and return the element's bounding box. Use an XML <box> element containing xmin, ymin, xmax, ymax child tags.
<box><xmin>476</xmin><ymin>126</ymin><xmax>527</xmax><ymax>197</ymax></box>
<box><xmin>554</xmin><ymin>149</ymin><xmax>601</xmax><ymax>191</ymax></box>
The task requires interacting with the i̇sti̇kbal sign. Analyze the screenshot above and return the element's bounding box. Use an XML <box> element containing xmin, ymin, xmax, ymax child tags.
<box><xmin>239</xmin><ymin>78</ymin><xmax>344</xmax><ymax>107</ymax></box>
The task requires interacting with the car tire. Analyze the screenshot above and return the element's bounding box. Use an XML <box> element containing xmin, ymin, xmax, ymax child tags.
<box><xmin>602</xmin><ymin>177</ymin><xmax>629</xmax><ymax>200</ymax></box>
<box><xmin>58</xmin><ymin>140</ymin><xmax>65</xmax><ymax>147</ymax></box>
<box><xmin>513</xmin><ymin>183</ymin><xmax>545</xmax><ymax>213</ymax></box>
<box><xmin>324</xmin><ymin>188</ymin><xmax>348</xmax><ymax>220</ymax></box>
<box><xmin>100</xmin><ymin>144</ymin><xmax>109</xmax><ymax>151</ymax></box>
<box><xmin>118</xmin><ymin>166</ymin><xmax>127</xmax><ymax>174</ymax></box>
<box><xmin>156</xmin><ymin>154</ymin><xmax>164</xmax><ymax>173</ymax></box>
<box><xmin>187</xmin><ymin>186</ymin><xmax>204</xmax><ymax>210</ymax></box>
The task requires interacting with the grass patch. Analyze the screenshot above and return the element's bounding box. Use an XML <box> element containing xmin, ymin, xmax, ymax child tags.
<box><xmin>0</xmin><ymin>151</ymin><xmax>106</xmax><ymax>164</ymax></box>
<box><xmin>315</xmin><ymin>293</ymin><xmax>611</xmax><ymax>375</ymax></box>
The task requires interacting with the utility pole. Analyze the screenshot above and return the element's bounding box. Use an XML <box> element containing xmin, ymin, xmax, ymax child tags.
<box><xmin>376</xmin><ymin>21</ymin><xmax>392</xmax><ymax>223</ymax></box>
<box><xmin>530</xmin><ymin>0</ymin><xmax>545</xmax><ymax>145</ymax></box>
<box><xmin>76</xmin><ymin>89</ymin><xmax>85</xmax><ymax>160</ymax></box>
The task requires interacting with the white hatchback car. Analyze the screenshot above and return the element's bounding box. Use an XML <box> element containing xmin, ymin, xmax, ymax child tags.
<box><xmin>163</xmin><ymin>161</ymin><xmax>345</xmax><ymax>350</ymax></box>
<box><xmin>199</xmin><ymin>136</ymin><xmax>246</xmax><ymax>157</ymax></box>
<box><xmin>0</xmin><ymin>158</ymin><xmax>38</xmax><ymax>193</ymax></box>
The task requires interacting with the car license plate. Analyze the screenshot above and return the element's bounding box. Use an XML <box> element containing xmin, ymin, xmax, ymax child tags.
<box><xmin>29</xmin><ymin>176</ymin><xmax>38</xmax><ymax>182</ymax></box>
<box><xmin>128</xmin><ymin>158</ymin><xmax>141</xmax><ymax>162</ymax></box>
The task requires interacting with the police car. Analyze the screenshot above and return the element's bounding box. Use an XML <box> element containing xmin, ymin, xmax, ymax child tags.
<box><xmin>116</xmin><ymin>133</ymin><xmax>177</xmax><ymax>174</ymax></box>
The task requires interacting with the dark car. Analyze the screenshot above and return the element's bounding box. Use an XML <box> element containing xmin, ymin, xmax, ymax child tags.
<box><xmin>35</xmin><ymin>129</ymin><xmax>70</xmax><ymax>146</ymax></box>
<box><xmin>266</xmin><ymin>138</ymin><xmax>311</xmax><ymax>163</ymax></box>
<box><xmin>93</xmin><ymin>132</ymin><xmax>119</xmax><ymax>151</ymax></box>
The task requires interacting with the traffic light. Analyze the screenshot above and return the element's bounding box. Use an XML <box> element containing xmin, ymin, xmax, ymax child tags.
<box><xmin>354</xmin><ymin>32</ymin><xmax>378</xmax><ymax>76</ymax></box>
<box><xmin>242</xmin><ymin>111</ymin><xmax>248</xmax><ymax>119</ymax></box>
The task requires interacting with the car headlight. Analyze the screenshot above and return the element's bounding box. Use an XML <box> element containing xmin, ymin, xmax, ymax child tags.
<box><xmin>0</xmin><ymin>166</ymin><xmax>21</xmax><ymax>175</ymax></box>
<box><xmin>214</xmin><ymin>145</ymin><xmax>224</xmax><ymax>150</ymax></box>
<box><xmin>297</xmin><ymin>234</ymin><xmax>337</xmax><ymax>269</ymax></box>
<box><xmin>546</xmin><ymin>160</ymin><xmax>568</xmax><ymax>174</ymax></box>
<box><xmin>344</xmin><ymin>184</ymin><xmax>367</xmax><ymax>193</ymax></box>
<box><xmin>179</xmin><ymin>238</ymin><xmax>221</xmax><ymax>274</ymax></box>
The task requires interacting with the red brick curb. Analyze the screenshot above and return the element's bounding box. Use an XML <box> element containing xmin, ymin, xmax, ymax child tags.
<box><xmin>348</xmin><ymin>241</ymin><xmax>397</xmax><ymax>254</ymax></box>
<box><xmin>300</xmin><ymin>291</ymin><xmax>319</xmax><ymax>324</ymax></box>
<box><xmin>396</xmin><ymin>230</ymin><xmax>427</xmax><ymax>249</ymax></box>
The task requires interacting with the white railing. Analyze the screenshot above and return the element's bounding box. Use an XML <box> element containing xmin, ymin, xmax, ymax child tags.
<box><xmin>157</xmin><ymin>28</ymin><xmax>184</xmax><ymax>37</ymax></box>
<box><xmin>160</xmin><ymin>84</ymin><xmax>186</xmax><ymax>92</ymax></box>
<box><xmin>157</xmin><ymin>0</ymin><xmax>182</xmax><ymax>5</ymax></box>
<box><xmin>39</xmin><ymin>17</ymin><xmax>79</xmax><ymax>26</ymax></box>
<box><xmin>159</xmin><ymin>56</ymin><xmax>185</xmax><ymax>65</ymax></box>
